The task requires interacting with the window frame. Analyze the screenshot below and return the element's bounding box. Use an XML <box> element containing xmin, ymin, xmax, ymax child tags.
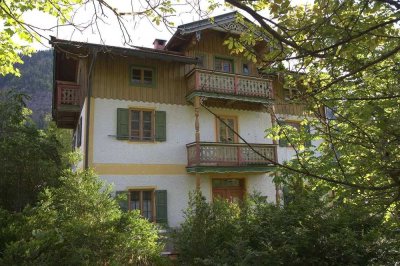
<box><xmin>283</xmin><ymin>87</ymin><xmax>300</xmax><ymax>100</ymax></box>
<box><xmin>128</xmin><ymin>189</ymin><xmax>156</xmax><ymax>222</ymax></box>
<box><xmin>129</xmin><ymin>65</ymin><xmax>156</xmax><ymax>87</ymax></box>
<box><xmin>128</xmin><ymin>108</ymin><xmax>155</xmax><ymax>142</ymax></box>
<box><xmin>215</xmin><ymin>115</ymin><xmax>239</xmax><ymax>143</ymax></box>
<box><xmin>242</xmin><ymin>62</ymin><xmax>250</xmax><ymax>75</ymax></box>
<box><xmin>214</xmin><ymin>56</ymin><xmax>234</xmax><ymax>73</ymax></box>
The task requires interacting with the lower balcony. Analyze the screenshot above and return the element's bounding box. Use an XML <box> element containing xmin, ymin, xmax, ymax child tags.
<box><xmin>54</xmin><ymin>80</ymin><xmax>81</xmax><ymax>129</ymax></box>
<box><xmin>186</xmin><ymin>142</ymin><xmax>277</xmax><ymax>173</ymax></box>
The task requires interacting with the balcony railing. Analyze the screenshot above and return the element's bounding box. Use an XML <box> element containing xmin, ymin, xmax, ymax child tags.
<box><xmin>186</xmin><ymin>69</ymin><xmax>273</xmax><ymax>100</ymax></box>
<box><xmin>186</xmin><ymin>142</ymin><xmax>277</xmax><ymax>167</ymax></box>
<box><xmin>56</xmin><ymin>80</ymin><xmax>80</xmax><ymax>108</ymax></box>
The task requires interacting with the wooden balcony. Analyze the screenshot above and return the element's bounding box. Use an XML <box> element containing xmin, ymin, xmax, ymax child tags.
<box><xmin>186</xmin><ymin>142</ymin><xmax>277</xmax><ymax>173</ymax></box>
<box><xmin>54</xmin><ymin>80</ymin><xmax>81</xmax><ymax>129</ymax></box>
<box><xmin>186</xmin><ymin>69</ymin><xmax>273</xmax><ymax>105</ymax></box>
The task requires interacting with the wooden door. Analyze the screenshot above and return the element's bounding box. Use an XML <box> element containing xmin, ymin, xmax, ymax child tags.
<box><xmin>212</xmin><ymin>178</ymin><xmax>244</xmax><ymax>202</ymax></box>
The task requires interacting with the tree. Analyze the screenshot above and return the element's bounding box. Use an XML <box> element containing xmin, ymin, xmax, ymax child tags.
<box><xmin>201</xmin><ymin>0</ymin><xmax>400</xmax><ymax>210</ymax></box>
<box><xmin>0</xmin><ymin>90</ymin><xmax>71</xmax><ymax>212</ymax></box>
<box><xmin>0</xmin><ymin>169</ymin><xmax>164</xmax><ymax>265</ymax></box>
<box><xmin>0</xmin><ymin>0</ymin><xmax>179</xmax><ymax>76</ymax></box>
<box><xmin>175</xmin><ymin>191</ymin><xmax>400</xmax><ymax>265</ymax></box>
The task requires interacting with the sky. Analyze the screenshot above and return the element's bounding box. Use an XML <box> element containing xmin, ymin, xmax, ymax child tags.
<box><xmin>23</xmin><ymin>0</ymin><xmax>310</xmax><ymax>50</ymax></box>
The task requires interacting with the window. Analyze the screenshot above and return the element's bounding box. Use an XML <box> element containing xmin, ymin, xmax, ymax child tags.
<box><xmin>216</xmin><ymin>116</ymin><xmax>238</xmax><ymax>143</ymax></box>
<box><xmin>242</xmin><ymin>63</ymin><xmax>250</xmax><ymax>75</ymax></box>
<box><xmin>129</xmin><ymin>190</ymin><xmax>155</xmax><ymax>221</ymax></box>
<box><xmin>116</xmin><ymin>190</ymin><xmax>168</xmax><ymax>224</ymax></box>
<box><xmin>117</xmin><ymin>108</ymin><xmax>166</xmax><ymax>142</ymax></box>
<box><xmin>130</xmin><ymin>66</ymin><xmax>155</xmax><ymax>86</ymax></box>
<box><xmin>214</xmin><ymin>57</ymin><xmax>234</xmax><ymax>73</ymax></box>
<box><xmin>130</xmin><ymin>109</ymin><xmax>154</xmax><ymax>141</ymax></box>
<box><xmin>283</xmin><ymin>87</ymin><xmax>300</xmax><ymax>100</ymax></box>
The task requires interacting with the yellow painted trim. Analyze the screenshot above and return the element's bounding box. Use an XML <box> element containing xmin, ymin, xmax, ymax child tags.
<box><xmin>88</xmin><ymin>97</ymin><xmax>95</xmax><ymax>167</ymax></box>
<box><xmin>92</xmin><ymin>163</ymin><xmax>187</xmax><ymax>175</ymax></box>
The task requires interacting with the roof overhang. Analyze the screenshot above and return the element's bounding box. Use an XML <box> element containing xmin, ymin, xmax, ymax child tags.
<box><xmin>50</xmin><ymin>36</ymin><xmax>198</xmax><ymax>64</ymax></box>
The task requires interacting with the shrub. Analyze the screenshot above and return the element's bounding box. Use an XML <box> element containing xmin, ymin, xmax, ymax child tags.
<box><xmin>174</xmin><ymin>191</ymin><xmax>400</xmax><ymax>265</ymax></box>
<box><xmin>0</xmin><ymin>170</ymin><xmax>165</xmax><ymax>265</ymax></box>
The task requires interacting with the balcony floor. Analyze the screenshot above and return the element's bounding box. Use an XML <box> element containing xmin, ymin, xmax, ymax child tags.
<box><xmin>186</xmin><ymin>90</ymin><xmax>273</xmax><ymax>105</ymax></box>
<box><xmin>186</xmin><ymin>165</ymin><xmax>276</xmax><ymax>174</ymax></box>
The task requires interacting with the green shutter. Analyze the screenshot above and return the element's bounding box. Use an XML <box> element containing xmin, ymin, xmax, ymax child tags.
<box><xmin>117</xmin><ymin>108</ymin><xmax>129</xmax><ymax>140</ymax></box>
<box><xmin>155</xmin><ymin>111</ymin><xmax>166</xmax><ymax>141</ymax></box>
<box><xmin>115</xmin><ymin>191</ymin><xmax>128</xmax><ymax>212</ymax></box>
<box><xmin>278</xmin><ymin>121</ymin><xmax>288</xmax><ymax>147</ymax></box>
<box><xmin>155</xmin><ymin>190</ymin><xmax>168</xmax><ymax>225</ymax></box>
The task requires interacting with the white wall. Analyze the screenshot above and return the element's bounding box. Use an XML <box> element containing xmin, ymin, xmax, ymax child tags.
<box><xmin>92</xmin><ymin>98</ymin><xmax>275</xmax><ymax>164</ymax></box>
<box><xmin>102</xmin><ymin>172</ymin><xmax>276</xmax><ymax>227</ymax></box>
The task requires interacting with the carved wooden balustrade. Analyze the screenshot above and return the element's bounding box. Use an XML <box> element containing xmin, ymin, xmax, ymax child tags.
<box><xmin>186</xmin><ymin>142</ymin><xmax>277</xmax><ymax>167</ymax></box>
<box><xmin>186</xmin><ymin>69</ymin><xmax>273</xmax><ymax>100</ymax></box>
<box><xmin>56</xmin><ymin>80</ymin><xmax>80</xmax><ymax>108</ymax></box>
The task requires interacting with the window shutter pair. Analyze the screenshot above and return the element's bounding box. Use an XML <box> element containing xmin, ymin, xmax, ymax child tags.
<box><xmin>115</xmin><ymin>190</ymin><xmax>168</xmax><ymax>226</ymax></box>
<box><xmin>116</xmin><ymin>108</ymin><xmax>166</xmax><ymax>141</ymax></box>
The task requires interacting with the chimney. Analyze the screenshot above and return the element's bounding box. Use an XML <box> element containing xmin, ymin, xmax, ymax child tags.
<box><xmin>153</xmin><ymin>39</ymin><xmax>166</xmax><ymax>50</ymax></box>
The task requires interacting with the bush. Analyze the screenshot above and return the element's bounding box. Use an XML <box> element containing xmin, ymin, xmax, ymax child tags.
<box><xmin>174</xmin><ymin>191</ymin><xmax>400</xmax><ymax>265</ymax></box>
<box><xmin>0</xmin><ymin>170</ymin><xmax>165</xmax><ymax>265</ymax></box>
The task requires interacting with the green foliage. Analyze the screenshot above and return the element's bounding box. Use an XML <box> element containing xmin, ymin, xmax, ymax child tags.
<box><xmin>220</xmin><ymin>0</ymin><xmax>400</xmax><ymax>208</ymax></box>
<box><xmin>0</xmin><ymin>90</ymin><xmax>70</xmax><ymax>212</ymax></box>
<box><xmin>175</xmin><ymin>191</ymin><xmax>400</xmax><ymax>265</ymax></box>
<box><xmin>0</xmin><ymin>169</ymin><xmax>164</xmax><ymax>265</ymax></box>
<box><xmin>0</xmin><ymin>0</ymin><xmax>80</xmax><ymax>76</ymax></box>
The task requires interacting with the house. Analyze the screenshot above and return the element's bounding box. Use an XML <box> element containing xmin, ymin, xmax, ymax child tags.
<box><xmin>50</xmin><ymin>12</ymin><xmax>308</xmax><ymax>228</ymax></box>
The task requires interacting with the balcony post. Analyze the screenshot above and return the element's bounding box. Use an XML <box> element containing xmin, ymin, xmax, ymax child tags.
<box><xmin>234</xmin><ymin>75</ymin><xmax>239</xmax><ymax>95</ymax></box>
<box><xmin>237</xmin><ymin>146</ymin><xmax>242</xmax><ymax>166</ymax></box>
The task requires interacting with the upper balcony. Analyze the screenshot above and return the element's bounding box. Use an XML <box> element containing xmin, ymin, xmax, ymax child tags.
<box><xmin>186</xmin><ymin>142</ymin><xmax>277</xmax><ymax>173</ymax></box>
<box><xmin>53</xmin><ymin>80</ymin><xmax>81</xmax><ymax>129</ymax></box>
<box><xmin>186</xmin><ymin>68</ymin><xmax>273</xmax><ymax>105</ymax></box>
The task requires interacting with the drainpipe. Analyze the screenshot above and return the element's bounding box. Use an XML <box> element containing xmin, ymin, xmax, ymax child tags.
<box><xmin>84</xmin><ymin>49</ymin><xmax>98</xmax><ymax>169</ymax></box>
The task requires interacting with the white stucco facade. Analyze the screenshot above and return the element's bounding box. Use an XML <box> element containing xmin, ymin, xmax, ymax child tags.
<box><xmin>90</xmin><ymin>98</ymin><xmax>280</xmax><ymax>227</ymax></box>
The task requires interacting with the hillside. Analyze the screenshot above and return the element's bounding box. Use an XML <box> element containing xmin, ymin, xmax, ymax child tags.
<box><xmin>0</xmin><ymin>50</ymin><xmax>53</xmax><ymax>127</ymax></box>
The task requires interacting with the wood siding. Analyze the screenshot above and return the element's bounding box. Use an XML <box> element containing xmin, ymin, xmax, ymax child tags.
<box><xmin>78</xmin><ymin>58</ymin><xmax>88</xmax><ymax>107</ymax></box>
<box><xmin>184</xmin><ymin>30</ymin><xmax>259</xmax><ymax>76</ymax></box>
<box><xmin>92</xmin><ymin>53</ymin><xmax>188</xmax><ymax>105</ymax></box>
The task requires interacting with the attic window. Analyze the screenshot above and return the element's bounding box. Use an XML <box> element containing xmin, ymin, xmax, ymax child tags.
<box><xmin>130</xmin><ymin>66</ymin><xmax>155</xmax><ymax>87</ymax></box>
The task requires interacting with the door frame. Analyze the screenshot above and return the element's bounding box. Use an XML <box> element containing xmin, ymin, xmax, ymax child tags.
<box><xmin>211</xmin><ymin>177</ymin><xmax>246</xmax><ymax>202</ymax></box>
<box><xmin>215</xmin><ymin>115</ymin><xmax>239</xmax><ymax>143</ymax></box>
